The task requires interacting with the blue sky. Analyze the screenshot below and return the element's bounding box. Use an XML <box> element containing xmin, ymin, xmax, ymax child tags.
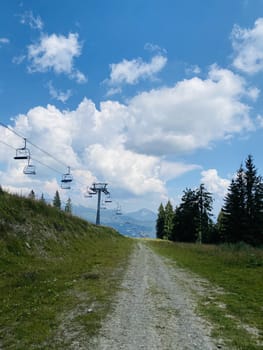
<box><xmin>1</xmin><ymin>0</ymin><xmax>263</xmax><ymax>216</ymax></box>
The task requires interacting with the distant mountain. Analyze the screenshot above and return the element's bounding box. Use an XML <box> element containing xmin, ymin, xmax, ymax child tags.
<box><xmin>72</xmin><ymin>206</ymin><xmax>157</xmax><ymax>238</ymax></box>
<box><xmin>126</xmin><ymin>208</ymin><xmax>157</xmax><ymax>222</ymax></box>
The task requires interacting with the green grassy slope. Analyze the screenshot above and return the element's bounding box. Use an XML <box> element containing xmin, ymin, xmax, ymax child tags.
<box><xmin>0</xmin><ymin>190</ymin><xmax>134</xmax><ymax>349</ymax></box>
<box><xmin>147</xmin><ymin>240</ymin><xmax>263</xmax><ymax>350</ymax></box>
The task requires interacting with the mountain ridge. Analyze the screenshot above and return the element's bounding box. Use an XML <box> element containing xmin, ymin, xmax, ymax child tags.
<box><xmin>72</xmin><ymin>206</ymin><xmax>157</xmax><ymax>238</ymax></box>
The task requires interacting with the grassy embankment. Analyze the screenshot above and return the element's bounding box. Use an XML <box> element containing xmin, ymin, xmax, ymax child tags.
<box><xmin>147</xmin><ymin>240</ymin><xmax>263</xmax><ymax>350</ymax></box>
<box><xmin>0</xmin><ymin>190</ymin><xmax>134</xmax><ymax>349</ymax></box>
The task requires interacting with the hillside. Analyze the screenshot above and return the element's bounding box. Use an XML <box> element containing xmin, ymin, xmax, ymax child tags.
<box><xmin>1</xmin><ymin>190</ymin><xmax>262</xmax><ymax>349</ymax></box>
<box><xmin>0</xmin><ymin>189</ymin><xmax>134</xmax><ymax>349</ymax></box>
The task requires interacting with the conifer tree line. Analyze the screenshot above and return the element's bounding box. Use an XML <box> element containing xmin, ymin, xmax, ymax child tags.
<box><xmin>27</xmin><ymin>189</ymin><xmax>72</xmax><ymax>214</ymax></box>
<box><xmin>156</xmin><ymin>155</ymin><xmax>263</xmax><ymax>246</ymax></box>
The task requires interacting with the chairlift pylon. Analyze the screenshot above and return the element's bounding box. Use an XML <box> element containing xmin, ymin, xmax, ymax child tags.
<box><xmin>14</xmin><ymin>138</ymin><xmax>30</xmax><ymax>160</ymax></box>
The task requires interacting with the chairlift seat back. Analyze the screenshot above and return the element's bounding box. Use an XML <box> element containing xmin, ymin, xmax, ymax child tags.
<box><xmin>14</xmin><ymin>148</ymin><xmax>30</xmax><ymax>160</ymax></box>
<box><xmin>61</xmin><ymin>174</ymin><xmax>73</xmax><ymax>183</ymax></box>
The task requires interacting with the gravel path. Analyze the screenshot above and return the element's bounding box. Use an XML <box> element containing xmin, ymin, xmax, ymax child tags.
<box><xmin>89</xmin><ymin>241</ymin><xmax>223</xmax><ymax>350</ymax></box>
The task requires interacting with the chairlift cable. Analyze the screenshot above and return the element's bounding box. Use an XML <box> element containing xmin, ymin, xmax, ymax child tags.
<box><xmin>0</xmin><ymin>139</ymin><xmax>90</xmax><ymax>188</ymax></box>
<box><xmin>0</xmin><ymin>140</ymin><xmax>16</xmax><ymax>150</ymax></box>
<box><xmin>0</xmin><ymin>139</ymin><xmax>64</xmax><ymax>176</ymax></box>
<box><xmin>0</xmin><ymin>121</ymin><xmax>69</xmax><ymax>169</ymax></box>
<box><xmin>0</xmin><ymin>124</ymin><xmax>114</xmax><ymax>194</ymax></box>
<box><xmin>30</xmin><ymin>157</ymin><xmax>63</xmax><ymax>176</ymax></box>
<box><xmin>27</xmin><ymin>140</ymin><xmax>68</xmax><ymax>168</ymax></box>
<box><xmin>0</xmin><ymin>121</ymin><xmax>23</xmax><ymax>139</ymax></box>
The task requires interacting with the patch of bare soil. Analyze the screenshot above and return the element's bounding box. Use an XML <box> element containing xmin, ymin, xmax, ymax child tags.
<box><xmin>88</xmin><ymin>242</ymin><xmax>224</xmax><ymax>350</ymax></box>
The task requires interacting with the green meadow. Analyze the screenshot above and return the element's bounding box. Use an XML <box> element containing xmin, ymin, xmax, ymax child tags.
<box><xmin>147</xmin><ymin>240</ymin><xmax>263</xmax><ymax>350</ymax></box>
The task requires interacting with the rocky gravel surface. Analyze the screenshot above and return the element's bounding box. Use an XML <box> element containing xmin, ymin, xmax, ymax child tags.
<box><xmin>88</xmin><ymin>241</ymin><xmax>224</xmax><ymax>350</ymax></box>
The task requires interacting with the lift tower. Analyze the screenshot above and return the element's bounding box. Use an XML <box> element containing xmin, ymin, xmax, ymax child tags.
<box><xmin>89</xmin><ymin>183</ymin><xmax>110</xmax><ymax>225</ymax></box>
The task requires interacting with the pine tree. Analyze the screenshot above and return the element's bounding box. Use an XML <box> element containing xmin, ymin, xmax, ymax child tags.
<box><xmin>53</xmin><ymin>190</ymin><xmax>61</xmax><ymax>210</ymax></box>
<box><xmin>156</xmin><ymin>203</ymin><xmax>165</xmax><ymax>239</ymax></box>
<box><xmin>221</xmin><ymin>155</ymin><xmax>263</xmax><ymax>245</ymax></box>
<box><xmin>28</xmin><ymin>190</ymin><xmax>35</xmax><ymax>200</ymax></box>
<box><xmin>171</xmin><ymin>185</ymin><xmax>214</xmax><ymax>243</ymax></box>
<box><xmin>244</xmin><ymin>155</ymin><xmax>263</xmax><ymax>245</ymax></box>
<box><xmin>65</xmin><ymin>197</ymin><xmax>72</xmax><ymax>214</ymax></box>
<box><xmin>221</xmin><ymin>167</ymin><xmax>246</xmax><ymax>243</ymax></box>
<box><xmin>196</xmin><ymin>184</ymin><xmax>214</xmax><ymax>243</ymax></box>
<box><xmin>172</xmin><ymin>188</ymin><xmax>199</xmax><ymax>242</ymax></box>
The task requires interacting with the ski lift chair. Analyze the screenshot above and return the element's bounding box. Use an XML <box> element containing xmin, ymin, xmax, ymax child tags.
<box><xmin>84</xmin><ymin>188</ymin><xmax>95</xmax><ymax>198</ymax></box>
<box><xmin>89</xmin><ymin>185</ymin><xmax>97</xmax><ymax>193</ymax></box>
<box><xmin>23</xmin><ymin>157</ymin><xmax>36</xmax><ymax>175</ymax></box>
<box><xmin>61</xmin><ymin>166</ymin><xmax>73</xmax><ymax>189</ymax></box>
<box><xmin>116</xmin><ymin>204</ymin><xmax>122</xmax><ymax>215</ymax></box>
<box><xmin>14</xmin><ymin>138</ymin><xmax>30</xmax><ymax>160</ymax></box>
<box><xmin>105</xmin><ymin>194</ymin><xmax>112</xmax><ymax>203</ymax></box>
<box><xmin>84</xmin><ymin>193</ymin><xmax>93</xmax><ymax>198</ymax></box>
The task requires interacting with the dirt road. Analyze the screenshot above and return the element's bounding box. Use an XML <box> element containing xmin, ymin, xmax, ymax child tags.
<box><xmin>88</xmin><ymin>241</ymin><xmax>223</xmax><ymax>350</ymax></box>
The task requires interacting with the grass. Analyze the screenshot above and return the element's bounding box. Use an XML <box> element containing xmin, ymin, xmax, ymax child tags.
<box><xmin>146</xmin><ymin>239</ymin><xmax>263</xmax><ymax>350</ymax></box>
<box><xmin>0</xmin><ymin>190</ymin><xmax>134</xmax><ymax>349</ymax></box>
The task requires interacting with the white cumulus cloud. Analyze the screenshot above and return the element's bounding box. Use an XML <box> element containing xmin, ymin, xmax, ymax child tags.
<box><xmin>108</xmin><ymin>54</ymin><xmax>167</xmax><ymax>86</ymax></box>
<box><xmin>84</xmin><ymin>144</ymin><xmax>165</xmax><ymax>195</ymax></box>
<box><xmin>0</xmin><ymin>63</ymin><xmax>258</xmax><ymax>210</ymax></box>
<box><xmin>0</xmin><ymin>96</ymin><xmax>198</xmax><ymax>208</ymax></box>
<box><xmin>27</xmin><ymin>33</ymin><xmax>86</xmax><ymax>83</ymax></box>
<box><xmin>231</xmin><ymin>18</ymin><xmax>263</xmax><ymax>74</ymax></box>
<box><xmin>201</xmin><ymin>169</ymin><xmax>230</xmax><ymax>198</ymax></box>
<box><xmin>125</xmin><ymin>65</ymin><xmax>255</xmax><ymax>155</ymax></box>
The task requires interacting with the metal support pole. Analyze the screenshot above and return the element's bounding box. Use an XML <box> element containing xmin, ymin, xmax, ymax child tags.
<box><xmin>88</xmin><ymin>183</ymin><xmax>110</xmax><ymax>226</ymax></box>
<box><xmin>96</xmin><ymin>189</ymin><xmax>102</xmax><ymax>225</ymax></box>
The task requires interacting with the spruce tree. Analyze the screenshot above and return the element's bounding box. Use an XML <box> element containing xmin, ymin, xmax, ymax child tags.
<box><xmin>65</xmin><ymin>197</ymin><xmax>72</xmax><ymax>214</ymax></box>
<box><xmin>172</xmin><ymin>188</ymin><xmax>199</xmax><ymax>242</ymax></box>
<box><xmin>28</xmin><ymin>190</ymin><xmax>35</xmax><ymax>200</ymax></box>
<box><xmin>53</xmin><ymin>190</ymin><xmax>61</xmax><ymax>210</ymax></box>
<box><xmin>244</xmin><ymin>155</ymin><xmax>263</xmax><ymax>245</ymax></box>
<box><xmin>221</xmin><ymin>167</ymin><xmax>246</xmax><ymax>243</ymax></box>
<box><xmin>156</xmin><ymin>203</ymin><xmax>165</xmax><ymax>239</ymax></box>
<box><xmin>172</xmin><ymin>185</ymin><xmax>214</xmax><ymax>243</ymax></box>
<box><xmin>196</xmin><ymin>184</ymin><xmax>214</xmax><ymax>243</ymax></box>
<box><xmin>221</xmin><ymin>155</ymin><xmax>263</xmax><ymax>245</ymax></box>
